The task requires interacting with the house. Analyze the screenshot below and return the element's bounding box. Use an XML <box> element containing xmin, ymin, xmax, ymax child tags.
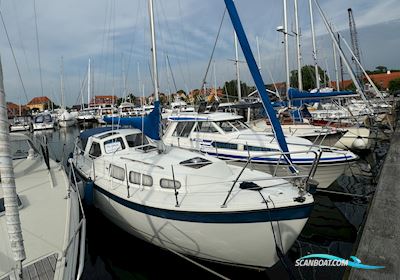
<box><xmin>7</xmin><ymin>102</ymin><xmax>29</xmax><ymax>118</ymax></box>
<box><xmin>331</xmin><ymin>71</ymin><xmax>400</xmax><ymax>91</ymax></box>
<box><xmin>26</xmin><ymin>96</ymin><xmax>52</xmax><ymax>112</ymax></box>
<box><xmin>90</xmin><ymin>95</ymin><xmax>118</xmax><ymax>106</ymax></box>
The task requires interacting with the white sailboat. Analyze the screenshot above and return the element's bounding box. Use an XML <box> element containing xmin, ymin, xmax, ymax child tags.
<box><xmin>58</xmin><ymin>57</ymin><xmax>77</xmax><ymax>128</ymax></box>
<box><xmin>0</xmin><ymin>57</ymin><xmax>85</xmax><ymax>279</ymax></box>
<box><xmin>72</xmin><ymin>0</ymin><xmax>314</xmax><ymax>269</ymax></box>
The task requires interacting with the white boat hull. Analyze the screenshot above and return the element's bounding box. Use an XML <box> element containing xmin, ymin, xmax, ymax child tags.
<box><xmin>58</xmin><ymin>118</ymin><xmax>76</xmax><ymax>127</ymax></box>
<box><xmin>226</xmin><ymin>161</ymin><xmax>347</xmax><ymax>189</ymax></box>
<box><xmin>91</xmin><ymin>184</ymin><xmax>311</xmax><ymax>268</ymax></box>
<box><xmin>33</xmin><ymin>123</ymin><xmax>54</xmax><ymax>130</ymax></box>
<box><xmin>10</xmin><ymin>125</ymin><xmax>31</xmax><ymax>132</ymax></box>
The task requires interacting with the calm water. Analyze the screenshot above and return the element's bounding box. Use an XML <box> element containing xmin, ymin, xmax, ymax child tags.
<box><xmin>28</xmin><ymin>126</ymin><xmax>390</xmax><ymax>280</ymax></box>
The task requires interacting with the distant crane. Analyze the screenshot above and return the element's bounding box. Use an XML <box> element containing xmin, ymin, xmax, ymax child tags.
<box><xmin>348</xmin><ymin>8</ymin><xmax>363</xmax><ymax>86</ymax></box>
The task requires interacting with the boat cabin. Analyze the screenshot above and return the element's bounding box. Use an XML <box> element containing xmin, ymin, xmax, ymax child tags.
<box><xmin>164</xmin><ymin>112</ymin><xmax>279</xmax><ymax>152</ymax></box>
<box><xmin>80</xmin><ymin>128</ymin><xmax>157</xmax><ymax>158</ymax></box>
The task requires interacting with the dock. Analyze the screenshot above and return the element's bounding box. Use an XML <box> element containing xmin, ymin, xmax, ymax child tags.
<box><xmin>349</xmin><ymin>114</ymin><xmax>400</xmax><ymax>279</ymax></box>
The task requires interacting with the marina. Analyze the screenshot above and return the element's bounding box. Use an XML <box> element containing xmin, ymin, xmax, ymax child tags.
<box><xmin>1</xmin><ymin>0</ymin><xmax>400</xmax><ymax>279</ymax></box>
<box><xmin>20</xmin><ymin>111</ymin><xmax>396</xmax><ymax>280</ymax></box>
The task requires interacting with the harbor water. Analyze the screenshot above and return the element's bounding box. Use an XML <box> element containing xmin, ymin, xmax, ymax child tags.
<box><xmin>29</xmin><ymin>125</ymin><xmax>390</xmax><ymax>280</ymax></box>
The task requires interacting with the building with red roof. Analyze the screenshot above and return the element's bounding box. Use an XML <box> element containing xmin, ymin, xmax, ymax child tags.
<box><xmin>26</xmin><ymin>96</ymin><xmax>52</xmax><ymax>112</ymax></box>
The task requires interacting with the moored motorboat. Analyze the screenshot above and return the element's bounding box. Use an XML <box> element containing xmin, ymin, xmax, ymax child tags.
<box><xmin>72</xmin><ymin>126</ymin><xmax>314</xmax><ymax>268</ymax></box>
<box><xmin>163</xmin><ymin>111</ymin><xmax>358</xmax><ymax>188</ymax></box>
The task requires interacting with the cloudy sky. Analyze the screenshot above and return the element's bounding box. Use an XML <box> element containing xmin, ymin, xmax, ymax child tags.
<box><xmin>0</xmin><ymin>0</ymin><xmax>399</xmax><ymax>106</ymax></box>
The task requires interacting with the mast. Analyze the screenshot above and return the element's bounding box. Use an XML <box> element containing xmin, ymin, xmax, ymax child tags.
<box><xmin>313</xmin><ymin>0</ymin><xmax>367</xmax><ymax>104</ymax></box>
<box><xmin>338</xmin><ymin>33</ymin><xmax>344</xmax><ymax>89</ymax></box>
<box><xmin>340</xmin><ymin>35</ymin><xmax>387</xmax><ymax>102</ymax></box>
<box><xmin>213</xmin><ymin>60</ymin><xmax>217</xmax><ymax>97</ymax></box>
<box><xmin>283</xmin><ymin>0</ymin><xmax>290</xmax><ymax>94</ymax></box>
<box><xmin>308</xmin><ymin>0</ymin><xmax>320</xmax><ymax>89</ymax></box>
<box><xmin>148</xmin><ymin>0</ymin><xmax>165</xmax><ymax>149</ymax></box>
<box><xmin>148</xmin><ymin>0</ymin><xmax>159</xmax><ymax>102</ymax></box>
<box><xmin>87</xmin><ymin>58</ymin><xmax>91</xmax><ymax>107</ymax></box>
<box><xmin>224</xmin><ymin>0</ymin><xmax>293</xmax><ymax>165</ymax></box>
<box><xmin>332</xmin><ymin>39</ymin><xmax>340</xmax><ymax>91</ymax></box>
<box><xmin>234</xmin><ymin>31</ymin><xmax>242</xmax><ymax>101</ymax></box>
<box><xmin>294</xmin><ymin>0</ymin><xmax>303</xmax><ymax>91</ymax></box>
<box><xmin>0</xmin><ymin>56</ymin><xmax>26</xmax><ymax>279</ymax></box>
<box><xmin>256</xmin><ymin>36</ymin><xmax>262</xmax><ymax>70</ymax></box>
<box><xmin>60</xmin><ymin>56</ymin><xmax>65</xmax><ymax>110</ymax></box>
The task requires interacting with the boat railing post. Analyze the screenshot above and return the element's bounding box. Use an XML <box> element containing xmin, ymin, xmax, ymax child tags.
<box><xmin>64</xmin><ymin>162</ymin><xmax>86</xmax><ymax>280</ymax></box>
<box><xmin>245</xmin><ymin>141</ymin><xmax>253</xmax><ymax>170</ymax></box>
<box><xmin>171</xmin><ymin>165</ymin><xmax>179</xmax><ymax>207</ymax></box>
<box><xmin>125</xmin><ymin>164</ymin><xmax>130</xmax><ymax>198</ymax></box>
<box><xmin>221</xmin><ymin>158</ymin><xmax>251</xmax><ymax>208</ymax></box>
<box><xmin>307</xmin><ymin>150</ymin><xmax>321</xmax><ymax>180</ymax></box>
<box><xmin>92</xmin><ymin>160</ymin><xmax>95</xmax><ymax>182</ymax></box>
<box><xmin>273</xmin><ymin>154</ymin><xmax>283</xmax><ymax>177</ymax></box>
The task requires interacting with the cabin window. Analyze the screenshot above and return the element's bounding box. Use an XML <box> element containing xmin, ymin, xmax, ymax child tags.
<box><xmin>89</xmin><ymin>142</ymin><xmax>102</xmax><ymax>158</ymax></box>
<box><xmin>129</xmin><ymin>171</ymin><xmax>153</xmax><ymax>187</ymax></box>
<box><xmin>98</xmin><ymin>132</ymin><xmax>118</xmax><ymax>139</ymax></box>
<box><xmin>0</xmin><ymin>196</ymin><xmax>23</xmax><ymax>217</ymax></box>
<box><xmin>104</xmin><ymin>137</ymin><xmax>125</xmax><ymax>153</ymax></box>
<box><xmin>126</xmin><ymin>133</ymin><xmax>149</xmax><ymax>147</ymax></box>
<box><xmin>160</xmin><ymin>178</ymin><xmax>181</xmax><ymax>189</ymax></box>
<box><xmin>180</xmin><ymin>157</ymin><xmax>212</xmax><ymax>169</ymax></box>
<box><xmin>109</xmin><ymin>164</ymin><xmax>125</xmax><ymax>181</ymax></box>
<box><xmin>229</xmin><ymin>120</ymin><xmax>248</xmax><ymax>131</ymax></box>
<box><xmin>196</xmin><ymin>122</ymin><xmax>219</xmax><ymax>133</ymax></box>
<box><xmin>216</xmin><ymin>121</ymin><xmax>235</xmax><ymax>133</ymax></box>
<box><xmin>244</xmin><ymin>145</ymin><xmax>278</xmax><ymax>152</ymax></box>
<box><xmin>173</xmin><ymin>122</ymin><xmax>195</xmax><ymax>137</ymax></box>
<box><xmin>211</xmin><ymin>142</ymin><xmax>238</xmax><ymax>150</ymax></box>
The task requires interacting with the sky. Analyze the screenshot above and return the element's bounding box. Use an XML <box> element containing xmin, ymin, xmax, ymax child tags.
<box><xmin>0</xmin><ymin>0</ymin><xmax>399</xmax><ymax>106</ymax></box>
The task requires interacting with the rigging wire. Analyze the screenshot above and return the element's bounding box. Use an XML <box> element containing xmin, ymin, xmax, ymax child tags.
<box><xmin>0</xmin><ymin>7</ymin><xmax>29</xmax><ymax>103</ymax></box>
<box><xmin>33</xmin><ymin>0</ymin><xmax>44</xmax><ymax>96</ymax></box>
<box><xmin>123</xmin><ymin>0</ymin><xmax>142</xmax><ymax>97</ymax></box>
<box><xmin>200</xmin><ymin>8</ymin><xmax>226</xmax><ymax>95</ymax></box>
<box><xmin>178</xmin><ymin>0</ymin><xmax>193</xmax><ymax>89</ymax></box>
<box><xmin>12</xmin><ymin>0</ymin><xmax>31</xmax><ymax>75</ymax></box>
<box><xmin>157</xmin><ymin>0</ymin><xmax>190</xmax><ymax>93</ymax></box>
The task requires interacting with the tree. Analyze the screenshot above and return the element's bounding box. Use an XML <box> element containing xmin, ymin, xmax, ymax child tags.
<box><xmin>375</xmin><ymin>65</ymin><xmax>387</xmax><ymax>73</ymax></box>
<box><xmin>222</xmin><ymin>80</ymin><xmax>254</xmax><ymax>99</ymax></box>
<box><xmin>389</xmin><ymin>78</ymin><xmax>400</xmax><ymax>93</ymax></box>
<box><xmin>290</xmin><ymin>65</ymin><xmax>329</xmax><ymax>91</ymax></box>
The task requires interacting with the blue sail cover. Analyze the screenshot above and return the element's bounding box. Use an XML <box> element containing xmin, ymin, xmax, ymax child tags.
<box><xmin>224</xmin><ymin>0</ymin><xmax>292</xmax><ymax>163</ymax></box>
<box><xmin>288</xmin><ymin>88</ymin><xmax>355</xmax><ymax>100</ymax></box>
<box><xmin>103</xmin><ymin>101</ymin><xmax>161</xmax><ymax>140</ymax></box>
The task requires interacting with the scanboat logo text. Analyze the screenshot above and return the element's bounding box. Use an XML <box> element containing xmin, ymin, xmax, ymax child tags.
<box><xmin>295</xmin><ymin>254</ymin><xmax>385</xmax><ymax>270</ymax></box>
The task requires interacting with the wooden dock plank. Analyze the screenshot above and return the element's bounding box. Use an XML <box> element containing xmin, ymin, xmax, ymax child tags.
<box><xmin>34</xmin><ymin>259</ymin><xmax>48</xmax><ymax>280</ymax></box>
<box><xmin>350</xmin><ymin>119</ymin><xmax>400</xmax><ymax>280</ymax></box>
<box><xmin>48</xmin><ymin>254</ymin><xmax>57</xmax><ymax>271</ymax></box>
<box><xmin>27</xmin><ymin>263</ymin><xmax>39</xmax><ymax>280</ymax></box>
<box><xmin>40</xmin><ymin>257</ymin><xmax>55</xmax><ymax>280</ymax></box>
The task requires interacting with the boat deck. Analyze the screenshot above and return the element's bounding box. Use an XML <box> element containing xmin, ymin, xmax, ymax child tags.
<box><xmin>2</xmin><ymin>253</ymin><xmax>57</xmax><ymax>280</ymax></box>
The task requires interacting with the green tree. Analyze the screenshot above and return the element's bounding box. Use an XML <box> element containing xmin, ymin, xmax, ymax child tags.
<box><xmin>375</xmin><ymin>65</ymin><xmax>387</xmax><ymax>73</ymax></box>
<box><xmin>222</xmin><ymin>80</ymin><xmax>254</xmax><ymax>99</ymax></box>
<box><xmin>290</xmin><ymin>65</ymin><xmax>329</xmax><ymax>91</ymax></box>
<box><xmin>389</xmin><ymin>78</ymin><xmax>400</xmax><ymax>93</ymax></box>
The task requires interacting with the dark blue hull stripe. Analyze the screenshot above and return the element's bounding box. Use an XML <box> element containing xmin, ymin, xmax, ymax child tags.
<box><xmin>93</xmin><ymin>184</ymin><xmax>313</xmax><ymax>223</ymax></box>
